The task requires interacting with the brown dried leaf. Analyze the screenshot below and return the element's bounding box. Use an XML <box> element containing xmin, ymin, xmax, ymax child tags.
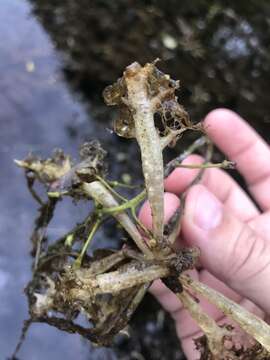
<box><xmin>15</xmin><ymin>149</ymin><xmax>72</xmax><ymax>185</ymax></box>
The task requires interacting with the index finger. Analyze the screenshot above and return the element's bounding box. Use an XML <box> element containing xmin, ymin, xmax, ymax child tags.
<box><xmin>204</xmin><ymin>109</ymin><xmax>270</xmax><ymax>210</ymax></box>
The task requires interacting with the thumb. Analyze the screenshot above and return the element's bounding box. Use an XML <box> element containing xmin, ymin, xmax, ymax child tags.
<box><xmin>182</xmin><ymin>184</ymin><xmax>270</xmax><ymax>314</ymax></box>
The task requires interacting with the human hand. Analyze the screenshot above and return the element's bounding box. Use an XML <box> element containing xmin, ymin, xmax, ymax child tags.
<box><xmin>139</xmin><ymin>109</ymin><xmax>270</xmax><ymax>359</ymax></box>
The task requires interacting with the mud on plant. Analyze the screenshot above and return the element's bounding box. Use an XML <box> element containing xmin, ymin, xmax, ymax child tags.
<box><xmin>14</xmin><ymin>61</ymin><xmax>270</xmax><ymax>359</ymax></box>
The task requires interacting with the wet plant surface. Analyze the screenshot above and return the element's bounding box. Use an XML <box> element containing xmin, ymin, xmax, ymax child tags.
<box><xmin>1</xmin><ymin>1</ymin><xmax>270</xmax><ymax>360</ymax></box>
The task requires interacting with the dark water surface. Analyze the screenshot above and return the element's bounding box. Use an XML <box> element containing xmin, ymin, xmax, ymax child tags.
<box><xmin>0</xmin><ymin>1</ymin><xmax>116</xmax><ymax>359</ymax></box>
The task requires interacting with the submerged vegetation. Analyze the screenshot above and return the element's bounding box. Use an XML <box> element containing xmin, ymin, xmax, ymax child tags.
<box><xmin>14</xmin><ymin>61</ymin><xmax>270</xmax><ymax>359</ymax></box>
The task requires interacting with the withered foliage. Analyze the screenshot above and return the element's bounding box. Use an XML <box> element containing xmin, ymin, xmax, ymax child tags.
<box><xmin>14</xmin><ymin>61</ymin><xmax>270</xmax><ymax>359</ymax></box>
<box><xmin>103</xmin><ymin>60</ymin><xmax>194</xmax><ymax>139</ymax></box>
<box><xmin>15</xmin><ymin>149</ymin><xmax>72</xmax><ymax>185</ymax></box>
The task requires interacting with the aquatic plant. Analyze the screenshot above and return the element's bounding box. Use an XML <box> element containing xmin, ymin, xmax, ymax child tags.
<box><xmin>14</xmin><ymin>61</ymin><xmax>270</xmax><ymax>359</ymax></box>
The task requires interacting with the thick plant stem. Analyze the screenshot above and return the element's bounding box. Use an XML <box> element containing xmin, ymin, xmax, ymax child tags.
<box><xmin>82</xmin><ymin>181</ymin><xmax>153</xmax><ymax>258</ymax></box>
<box><xmin>73</xmin><ymin>264</ymin><xmax>169</xmax><ymax>296</ymax></box>
<box><xmin>180</xmin><ymin>275</ymin><xmax>270</xmax><ymax>352</ymax></box>
<box><xmin>125</xmin><ymin>63</ymin><xmax>164</xmax><ymax>244</ymax></box>
<box><xmin>177</xmin><ymin>291</ymin><xmax>231</xmax><ymax>357</ymax></box>
<box><xmin>95</xmin><ymin>264</ymin><xmax>168</xmax><ymax>293</ymax></box>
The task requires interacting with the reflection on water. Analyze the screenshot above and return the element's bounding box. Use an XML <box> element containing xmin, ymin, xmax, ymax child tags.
<box><xmin>0</xmin><ymin>1</ymin><xmax>116</xmax><ymax>358</ymax></box>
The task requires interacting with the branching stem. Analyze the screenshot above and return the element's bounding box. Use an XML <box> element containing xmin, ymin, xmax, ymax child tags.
<box><xmin>101</xmin><ymin>189</ymin><xmax>146</xmax><ymax>214</ymax></box>
<box><xmin>96</xmin><ymin>175</ymin><xmax>128</xmax><ymax>202</ymax></box>
<box><xmin>180</xmin><ymin>274</ymin><xmax>270</xmax><ymax>352</ymax></box>
<box><xmin>164</xmin><ymin>136</ymin><xmax>208</xmax><ymax>177</ymax></box>
<box><xmin>83</xmin><ymin>181</ymin><xmax>152</xmax><ymax>257</ymax></box>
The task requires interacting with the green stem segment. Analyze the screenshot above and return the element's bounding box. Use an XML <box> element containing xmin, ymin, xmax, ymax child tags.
<box><xmin>101</xmin><ymin>189</ymin><xmax>146</xmax><ymax>214</ymax></box>
<box><xmin>74</xmin><ymin>218</ymin><xmax>102</xmax><ymax>268</ymax></box>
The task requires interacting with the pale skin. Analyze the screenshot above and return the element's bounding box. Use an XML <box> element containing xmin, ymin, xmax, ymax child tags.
<box><xmin>139</xmin><ymin>108</ymin><xmax>270</xmax><ymax>359</ymax></box>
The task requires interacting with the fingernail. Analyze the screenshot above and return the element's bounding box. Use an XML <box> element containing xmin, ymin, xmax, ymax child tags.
<box><xmin>193</xmin><ymin>188</ymin><xmax>223</xmax><ymax>231</ymax></box>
